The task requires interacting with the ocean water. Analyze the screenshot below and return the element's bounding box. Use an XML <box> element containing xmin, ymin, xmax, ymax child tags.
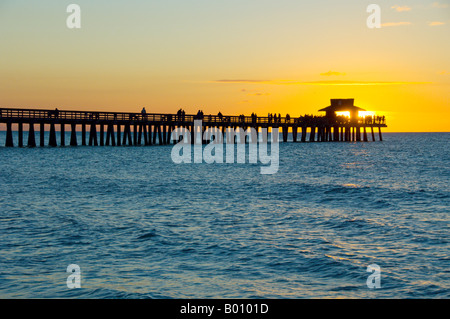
<box><xmin>0</xmin><ymin>132</ymin><xmax>448</xmax><ymax>299</ymax></box>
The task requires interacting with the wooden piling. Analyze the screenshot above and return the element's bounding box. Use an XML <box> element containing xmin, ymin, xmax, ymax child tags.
<box><xmin>355</xmin><ymin>127</ymin><xmax>360</xmax><ymax>142</ymax></box>
<box><xmin>99</xmin><ymin>124</ymin><xmax>104</xmax><ymax>146</ymax></box>
<box><xmin>143</xmin><ymin>124</ymin><xmax>148</xmax><ymax>145</ymax></box>
<box><xmin>18</xmin><ymin>122</ymin><xmax>23</xmax><ymax>147</ymax></box>
<box><xmin>49</xmin><ymin>123</ymin><xmax>57</xmax><ymax>147</ymax></box>
<box><xmin>60</xmin><ymin>123</ymin><xmax>65</xmax><ymax>146</ymax></box>
<box><xmin>158</xmin><ymin>125</ymin><xmax>163</xmax><ymax>145</ymax></box>
<box><xmin>5</xmin><ymin>122</ymin><xmax>13</xmax><ymax>147</ymax></box>
<box><xmin>163</xmin><ymin>125</ymin><xmax>168</xmax><ymax>145</ymax></box>
<box><xmin>283</xmin><ymin>125</ymin><xmax>288</xmax><ymax>142</ymax></box>
<box><xmin>105</xmin><ymin>124</ymin><xmax>115</xmax><ymax>146</ymax></box>
<box><xmin>70</xmin><ymin>123</ymin><xmax>77</xmax><ymax>146</ymax></box>
<box><xmin>166</xmin><ymin>125</ymin><xmax>173</xmax><ymax>145</ymax></box>
<box><xmin>292</xmin><ymin>125</ymin><xmax>298</xmax><ymax>142</ymax></box>
<box><xmin>133</xmin><ymin>124</ymin><xmax>138</xmax><ymax>146</ymax></box>
<box><xmin>40</xmin><ymin>123</ymin><xmax>45</xmax><ymax>147</ymax></box>
<box><xmin>81</xmin><ymin>123</ymin><xmax>86</xmax><ymax>146</ymax></box>
<box><xmin>117</xmin><ymin>125</ymin><xmax>121</xmax><ymax>146</ymax></box>
<box><xmin>89</xmin><ymin>124</ymin><xmax>98</xmax><ymax>146</ymax></box>
<box><xmin>152</xmin><ymin>125</ymin><xmax>158</xmax><ymax>145</ymax></box>
<box><xmin>138</xmin><ymin>124</ymin><xmax>143</xmax><ymax>145</ymax></box>
<box><xmin>147</xmin><ymin>124</ymin><xmax>152</xmax><ymax>145</ymax></box>
<box><xmin>310</xmin><ymin>127</ymin><xmax>316</xmax><ymax>142</ymax></box>
<box><xmin>301</xmin><ymin>126</ymin><xmax>307</xmax><ymax>142</ymax></box>
<box><xmin>123</xmin><ymin>124</ymin><xmax>132</xmax><ymax>146</ymax></box>
<box><xmin>28</xmin><ymin>123</ymin><xmax>36</xmax><ymax>147</ymax></box>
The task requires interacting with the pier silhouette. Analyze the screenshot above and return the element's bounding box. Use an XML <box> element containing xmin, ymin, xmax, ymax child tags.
<box><xmin>0</xmin><ymin>99</ymin><xmax>387</xmax><ymax>147</ymax></box>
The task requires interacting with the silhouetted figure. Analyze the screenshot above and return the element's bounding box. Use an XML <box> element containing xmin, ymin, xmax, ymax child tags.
<box><xmin>48</xmin><ymin>108</ymin><xmax>59</xmax><ymax>118</ymax></box>
<box><xmin>196</xmin><ymin>110</ymin><xmax>204</xmax><ymax>120</ymax></box>
<box><xmin>141</xmin><ymin>107</ymin><xmax>147</xmax><ymax>120</ymax></box>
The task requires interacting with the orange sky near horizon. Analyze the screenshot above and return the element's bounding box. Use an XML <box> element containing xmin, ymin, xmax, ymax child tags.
<box><xmin>0</xmin><ymin>1</ymin><xmax>449</xmax><ymax>132</ymax></box>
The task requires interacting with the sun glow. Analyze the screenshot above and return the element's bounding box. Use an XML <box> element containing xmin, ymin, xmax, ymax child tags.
<box><xmin>336</xmin><ymin>111</ymin><xmax>350</xmax><ymax>118</ymax></box>
<box><xmin>358</xmin><ymin>111</ymin><xmax>376</xmax><ymax>118</ymax></box>
<box><xmin>335</xmin><ymin>111</ymin><xmax>376</xmax><ymax>119</ymax></box>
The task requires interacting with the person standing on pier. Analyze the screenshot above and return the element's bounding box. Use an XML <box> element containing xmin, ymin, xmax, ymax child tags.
<box><xmin>48</xmin><ymin>108</ymin><xmax>59</xmax><ymax>118</ymax></box>
<box><xmin>141</xmin><ymin>107</ymin><xmax>147</xmax><ymax>120</ymax></box>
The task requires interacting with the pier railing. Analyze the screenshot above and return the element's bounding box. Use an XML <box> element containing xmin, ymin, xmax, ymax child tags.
<box><xmin>0</xmin><ymin>108</ymin><xmax>386</xmax><ymax>126</ymax></box>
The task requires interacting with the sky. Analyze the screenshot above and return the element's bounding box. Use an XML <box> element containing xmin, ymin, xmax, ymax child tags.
<box><xmin>0</xmin><ymin>0</ymin><xmax>449</xmax><ymax>132</ymax></box>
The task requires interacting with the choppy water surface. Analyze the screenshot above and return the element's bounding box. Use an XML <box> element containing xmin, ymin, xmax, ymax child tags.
<box><xmin>0</xmin><ymin>133</ymin><xmax>448</xmax><ymax>298</ymax></box>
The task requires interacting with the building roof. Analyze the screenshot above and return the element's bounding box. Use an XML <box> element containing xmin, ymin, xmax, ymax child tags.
<box><xmin>318</xmin><ymin>99</ymin><xmax>366</xmax><ymax>112</ymax></box>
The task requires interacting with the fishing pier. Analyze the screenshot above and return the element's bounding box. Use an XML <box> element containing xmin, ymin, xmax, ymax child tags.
<box><xmin>0</xmin><ymin>99</ymin><xmax>387</xmax><ymax>147</ymax></box>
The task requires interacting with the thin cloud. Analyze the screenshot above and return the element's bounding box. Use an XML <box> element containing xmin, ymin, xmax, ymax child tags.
<box><xmin>212</xmin><ymin>79</ymin><xmax>429</xmax><ymax>86</ymax></box>
<box><xmin>381</xmin><ymin>21</ymin><xmax>412</xmax><ymax>27</ymax></box>
<box><xmin>211</xmin><ymin>79</ymin><xmax>298</xmax><ymax>85</ymax></box>
<box><xmin>432</xmin><ymin>2</ymin><xmax>449</xmax><ymax>8</ymax></box>
<box><xmin>320</xmin><ymin>71</ymin><xmax>346</xmax><ymax>76</ymax></box>
<box><xmin>391</xmin><ymin>5</ymin><xmax>412</xmax><ymax>12</ymax></box>
<box><xmin>438</xmin><ymin>70</ymin><xmax>450</xmax><ymax>75</ymax></box>
<box><xmin>213</xmin><ymin>79</ymin><xmax>271</xmax><ymax>84</ymax></box>
<box><xmin>240</xmin><ymin>88</ymin><xmax>270</xmax><ymax>96</ymax></box>
<box><xmin>298</xmin><ymin>81</ymin><xmax>430</xmax><ymax>86</ymax></box>
<box><xmin>428</xmin><ymin>21</ymin><xmax>446</xmax><ymax>26</ymax></box>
